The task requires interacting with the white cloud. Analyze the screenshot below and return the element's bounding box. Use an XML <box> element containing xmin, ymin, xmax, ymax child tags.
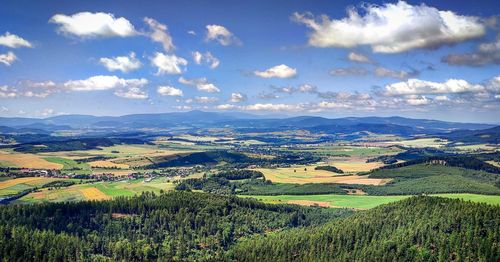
<box><xmin>435</xmin><ymin>95</ymin><xmax>450</xmax><ymax>101</ymax></box>
<box><xmin>194</xmin><ymin>96</ymin><xmax>218</xmax><ymax>103</ymax></box>
<box><xmin>383</xmin><ymin>78</ymin><xmax>484</xmax><ymax>96</ymax></box>
<box><xmin>216</xmin><ymin>104</ymin><xmax>237</xmax><ymax>110</ymax></box>
<box><xmin>144</xmin><ymin>17</ymin><xmax>174</xmax><ymax>52</ymax></box>
<box><xmin>317</xmin><ymin>101</ymin><xmax>352</xmax><ymax>109</ymax></box>
<box><xmin>406</xmin><ymin>95</ymin><xmax>431</xmax><ymax>105</ymax></box>
<box><xmin>157</xmin><ymin>85</ymin><xmax>183</xmax><ymax>96</ymax></box>
<box><xmin>0</xmin><ymin>51</ymin><xmax>17</xmax><ymax>66</ymax></box>
<box><xmin>178</xmin><ymin>76</ymin><xmax>220</xmax><ymax>93</ymax></box>
<box><xmin>191</xmin><ymin>51</ymin><xmax>220</xmax><ymax>69</ymax></box>
<box><xmin>187</xmin><ymin>30</ymin><xmax>196</xmax><ymax>35</ymax></box>
<box><xmin>114</xmin><ymin>87</ymin><xmax>148</xmax><ymax>99</ymax></box>
<box><xmin>0</xmin><ymin>86</ymin><xmax>18</xmax><ymax>98</ymax></box>
<box><xmin>443</xmin><ymin>38</ymin><xmax>500</xmax><ymax>66</ymax></box>
<box><xmin>229</xmin><ymin>92</ymin><xmax>247</xmax><ymax>102</ymax></box>
<box><xmin>254</xmin><ymin>64</ymin><xmax>297</xmax><ymax>78</ymax></box>
<box><xmin>330</xmin><ymin>67</ymin><xmax>368</xmax><ymax>76</ymax></box>
<box><xmin>375</xmin><ymin>67</ymin><xmax>415</xmax><ymax>79</ymax></box>
<box><xmin>347</xmin><ymin>52</ymin><xmax>372</xmax><ymax>63</ymax></box>
<box><xmin>0</xmin><ymin>32</ymin><xmax>32</xmax><ymax>48</ymax></box>
<box><xmin>99</xmin><ymin>52</ymin><xmax>141</xmax><ymax>73</ymax></box>
<box><xmin>39</xmin><ymin>108</ymin><xmax>56</xmax><ymax>117</ymax></box>
<box><xmin>292</xmin><ymin>1</ymin><xmax>485</xmax><ymax>53</ymax></box>
<box><xmin>63</xmin><ymin>75</ymin><xmax>148</xmax><ymax>91</ymax></box>
<box><xmin>49</xmin><ymin>12</ymin><xmax>137</xmax><ymax>38</ymax></box>
<box><xmin>298</xmin><ymin>84</ymin><xmax>317</xmax><ymax>93</ymax></box>
<box><xmin>151</xmin><ymin>52</ymin><xmax>188</xmax><ymax>75</ymax></box>
<box><xmin>205</xmin><ymin>24</ymin><xmax>241</xmax><ymax>46</ymax></box>
<box><xmin>242</xmin><ymin>103</ymin><xmax>302</xmax><ymax>111</ymax></box>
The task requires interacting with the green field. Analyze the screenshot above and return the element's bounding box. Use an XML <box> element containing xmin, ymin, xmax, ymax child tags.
<box><xmin>43</xmin><ymin>156</ymin><xmax>91</xmax><ymax>174</ymax></box>
<box><xmin>17</xmin><ymin>177</ymin><xmax>176</xmax><ymax>203</ymax></box>
<box><xmin>243</xmin><ymin>193</ymin><xmax>500</xmax><ymax>209</ymax></box>
<box><xmin>292</xmin><ymin>145</ymin><xmax>402</xmax><ymax>157</ymax></box>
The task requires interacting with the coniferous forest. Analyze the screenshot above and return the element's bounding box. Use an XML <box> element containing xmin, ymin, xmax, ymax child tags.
<box><xmin>0</xmin><ymin>192</ymin><xmax>498</xmax><ymax>261</ymax></box>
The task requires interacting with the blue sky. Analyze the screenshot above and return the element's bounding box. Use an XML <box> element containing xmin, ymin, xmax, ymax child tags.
<box><xmin>0</xmin><ymin>0</ymin><xmax>499</xmax><ymax>122</ymax></box>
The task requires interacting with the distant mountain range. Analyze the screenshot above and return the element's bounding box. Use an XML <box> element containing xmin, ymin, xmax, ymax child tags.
<box><xmin>0</xmin><ymin>110</ymin><xmax>496</xmax><ymax>136</ymax></box>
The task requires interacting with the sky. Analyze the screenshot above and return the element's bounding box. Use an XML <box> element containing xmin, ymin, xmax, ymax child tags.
<box><xmin>0</xmin><ymin>0</ymin><xmax>499</xmax><ymax>123</ymax></box>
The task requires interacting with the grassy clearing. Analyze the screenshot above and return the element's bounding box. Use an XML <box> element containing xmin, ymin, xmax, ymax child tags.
<box><xmin>0</xmin><ymin>150</ymin><xmax>63</xmax><ymax>169</ymax></box>
<box><xmin>257</xmin><ymin>166</ymin><xmax>390</xmax><ymax>185</ymax></box>
<box><xmin>243</xmin><ymin>193</ymin><xmax>500</xmax><ymax>209</ymax></box>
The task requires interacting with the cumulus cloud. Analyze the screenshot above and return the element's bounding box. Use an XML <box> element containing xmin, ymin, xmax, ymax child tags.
<box><xmin>0</xmin><ymin>52</ymin><xmax>17</xmax><ymax>66</ymax></box>
<box><xmin>229</xmin><ymin>92</ymin><xmax>247</xmax><ymax>102</ymax></box>
<box><xmin>406</xmin><ymin>95</ymin><xmax>431</xmax><ymax>105</ymax></box>
<box><xmin>99</xmin><ymin>52</ymin><xmax>141</xmax><ymax>73</ymax></box>
<box><xmin>157</xmin><ymin>85</ymin><xmax>183</xmax><ymax>96</ymax></box>
<box><xmin>330</xmin><ymin>67</ymin><xmax>369</xmax><ymax>76</ymax></box>
<box><xmin>347</xmin><ymin>52</ymin><xmax>372</xmax><ymax>63</ymax></box>
<box><xmin>0</xmin><ymin>32</ymin><xmax>32</xmax><ymax>48</ymax></box>
<box><xmin>216</xmin><ymin>104</ymin><xmax>237</xmax><ymax>110</ymax></box>
<box><xmin>443</xmin><ymin>38</ymin><xmax>500</xmax><ymax>66</ymax></box>
<box><xmin>0</xmin><ymin>86</ymin><xmax>18</xmax><ymax>98</ymax></box>
<box><xmin>254</xmin><ymin>64</ymin><xmax>297</xmax><ymax>78</ymax></box>
<box><xmin>50</xmin><ymin>12</ymin><xmax>137</xmax><ymax>38</ymax></box>
<box><xmin>114</xmin><ymin>87</ymin><xmax>148</xmax><ymax>99</ymax></box>
<box><xmin>144</xmin><ymin>17</ymin><xmax>174</xmax><ymax>52</ymax></box>
<box><xmin>178</xmin><ymin>76</ymin><xmax>220</xmax><ymax>93</ymax></box>
<box><xmin>374</xmin><ymin>67</ymin><xmax>417</xmax><ymax>79</ymax></box>
<box><xmin>205</xmin><ymin>25</ymin><xmax>241</xmax><ymax>46</ymax></box>
<box><xmin>191</xmin><ymin>51</ymin><xmax>220</xmax><ymax>69</ymax></box>
<box><xmin>292</xmin><ymin>1</ymin><xmax>485</xmax><ymax>53</ymax></box>
<box><xmin>63</xmin><ymin>75</ymin><xmax>148</xmax><ymax>91</ymax></box>
<box><xmin>382</xmin><ymin>78</ymin><xmax>484</xmax><ymax>96</ymax></box>
<box><xmin>151</xmin><ymin>52</ymin><xmax>188</xmax><ymax>75</ymax></box>
<box><xmin>194</xmin><ymin>96</ymin><xmax>218</xmax><ymax>103</ymax></box>
<box><xmin>243</xmin><ymin>103</ymin><xmax>303</xmax><ymax>111</ymax></box>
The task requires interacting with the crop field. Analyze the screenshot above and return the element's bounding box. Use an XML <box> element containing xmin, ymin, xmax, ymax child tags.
<box><xmin>294</xmin><ymin>145</ymin><xmax>402</xmax><ymax>158</ymax></box>
<box><xmin>387</xmin><ymin>138</ymin><xmax>449</xmax><ymax>148</ymax></box>
<box><xmin>0</xmin><ymin>150</ymin><xmax>63</xmax><ymax>169</ymax></box>
<box><xmin>88</xmin><ymin>160</ymin><xmax>129</xmax><ymax>169</ymax></box>
<box><xmin>43</xmin><ymin>157</ymin><xmax>91</xmax><ymax>173</ymax></box>
<box><xmin>244</xmin><ymin>193</ymin><xmax>500</xmax><ymax>209</ymax></box>
<box><xmin>0</xmin><ymin>177</ymin><xmax>72</xmax><ymax>197</ymax></box>
<box><xmin>326</xmin><ymin>158</ymin><xmax>385</xmax><ymax>173</ymax></box>
<box><xmin>17</xmin><ymin>177</ymin><xmax>177</xmax><ymax>203</ymax></box>
<box><xmin>256</xmin><ymin>166</ymin><xmax>391</xmax><ymax>185</ymax></box>
<box><xmin>80</xmin><ymin>187</ymin><xmax>110</xmax><ymax>200</ymax></box>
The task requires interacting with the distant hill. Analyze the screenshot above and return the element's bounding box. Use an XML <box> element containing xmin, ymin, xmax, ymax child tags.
<box><xmin>0</xmin><ymin>111</ymin><xmax>494</xmax><ymax>134</ymax></box>
<box><xmin>441</xmin><ymin>126</ymin><xmax>500</xmax><ymax>144</ymax></box>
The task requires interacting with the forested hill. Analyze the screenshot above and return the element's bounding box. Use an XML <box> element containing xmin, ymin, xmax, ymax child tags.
<box><xmin>0</xmin><ymin>191</ymin><xmax>350</xmax><ymax>261</ymax></box>
<box><xmin>228</xmin><ymin>196</ymin><xmax>500</xmax><ymax>262</ymax></box>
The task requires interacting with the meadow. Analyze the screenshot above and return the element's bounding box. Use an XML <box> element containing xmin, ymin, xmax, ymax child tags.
<box><xmin>256</xmin><ymin>165</ymin><xmax>391</xmax><ymax>185</ymax></box>
<box><xmin>243</xmin><ymin>193</ymin><xmax>500</xmax><ymax>209</ymax></box>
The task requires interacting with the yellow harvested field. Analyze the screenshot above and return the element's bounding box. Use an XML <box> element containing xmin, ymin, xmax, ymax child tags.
<box><xmin>89</xmin><ymin>160</ymin><xmax>129</xmax><ymax>169</ymax></box>
<box><xmin>487</xmin><ymin>161</ymin><xmax>500</xmax><ymax>167</ymax></box>
<box><xmin>0</xmin><ymin>177</ymin><xmax>48</xmax><ymax>189</ymax></box>
<box><xmin>287</xmin><ymin>200</ymin><xmax>330</xmax><ymax>208</ymax></box>
<box><xmin>329</xmin><ymin>161</ymin><xmax>384</xmax><ymax>173</ymax></box>
<box><xmin>80</xmin><ymin>187</ymin><xmax>110</xmax><ymax>200</ymax></box>
<box><xmin>0</xmin><ymin>150</ymin><xmax>63</xmax><ymax>169</ymax></box>
<box><xmin>386</xmin><ymin>138</ymin><xmax>448</xmax><ymax>148</ymax></box>
<box><xmin>257</xmin><ymin>167</ymin><xmax>390</xmax><ymax>185</ymax></box>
